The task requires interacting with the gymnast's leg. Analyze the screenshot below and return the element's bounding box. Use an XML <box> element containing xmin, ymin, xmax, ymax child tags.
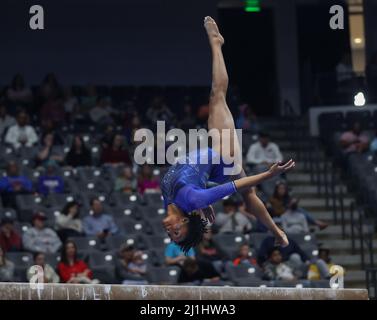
<box><xmin>204</xmin><ymin>16</ymin><xmax>288</xmax><ymax>246</ymax></box>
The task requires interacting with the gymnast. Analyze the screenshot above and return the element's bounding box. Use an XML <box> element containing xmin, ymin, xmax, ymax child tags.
<box><xmin>161</xmin><ymin>16</ymin><xmax>295</xmax><ymax>253</ymax></box>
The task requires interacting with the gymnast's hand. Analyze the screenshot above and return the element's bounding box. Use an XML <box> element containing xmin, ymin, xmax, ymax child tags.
<box><xmin>268</xmin><ymin>159</ymin><xmax>295</xmax><ymax>177</ymax></box>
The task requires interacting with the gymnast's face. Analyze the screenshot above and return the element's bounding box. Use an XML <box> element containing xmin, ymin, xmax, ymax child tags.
<box><xmin>163</xmin><ymin>205</ymin><xmax>189</xmax><ymax>242</ymax></box>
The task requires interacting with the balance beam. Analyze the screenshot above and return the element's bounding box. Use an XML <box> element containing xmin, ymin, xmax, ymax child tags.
<box><xmin>0</xmin><ymin>283</ymin><xmax>369</xmax><ymax>300</ymax></box>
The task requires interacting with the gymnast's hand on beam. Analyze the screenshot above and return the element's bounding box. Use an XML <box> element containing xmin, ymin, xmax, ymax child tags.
<box><xmin>268</xmin><ymin>159</ymin><xmax>295</xmax><ymax>177</ymax></box>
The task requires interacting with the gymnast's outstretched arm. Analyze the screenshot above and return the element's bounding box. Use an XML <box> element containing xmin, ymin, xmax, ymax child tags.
<box><xmin>175</xmin><ymin>160</ymin><xmax>295</xmax><ymax>213</ymax></box>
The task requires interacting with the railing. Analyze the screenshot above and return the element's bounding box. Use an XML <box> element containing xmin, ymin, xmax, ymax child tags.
<box><xmin>305</xmin><ymin>139</ymin><xmax>346</xmax><ymax>233</ymax></box>
<box><xmin>349</xmin><ymin>201</ymin><xmax>376</xmax><ymax>299</ymax></box>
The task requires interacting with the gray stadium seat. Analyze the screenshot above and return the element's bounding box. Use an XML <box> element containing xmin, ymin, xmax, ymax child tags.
<box><xmin>146</xmin><ymin>266</ymin><xmax>180</xmax><ymax>285</ymax></box>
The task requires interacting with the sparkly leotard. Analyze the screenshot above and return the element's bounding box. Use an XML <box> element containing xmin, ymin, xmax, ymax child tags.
<box><xmin>161</xmin><ymin>148</ymin><xmax>237</xmax><ymax>214</ymax></box>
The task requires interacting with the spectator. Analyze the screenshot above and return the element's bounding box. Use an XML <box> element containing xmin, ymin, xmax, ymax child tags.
<box><xmin>233</xmin><ymin>244</ymin><xmax>258</xmax><ymax>267</ymax></box>
<box><xmin>307</xmin><ymin>248</ymin><xmax>336</xmax><ymax>281</ymax></box>
<box><xmin>178</xmin><ymin>257</ymin><xmax>220</xmax><ymax>285</ymax></box>
<box><xmin>339</xmin><ymin>121</ymin><xmax>369</xmax><ymax>154</ymax></box>
<box><xmin>125</xmin><ymin>114</ymin><xmax>142</xmax><ymax>145</ymax></box>
<box><xmin>65</xmin><ymin>135</ymin><xmax>92</xmax><ymax>167</ymax></box>
<box><xmin>40</xmin><ymin>119</ymin><xmax>65</xmax><ymax>146</ymax></box>
<box><xmin>370</xmin><ymin>130</ymin><xmax>377</xmax><ymax>154</ymax></box>
<box><xmin>0</xmin><ymin>217</ymin><xmax>22</xmax><ymax>253</ymax></box>
<box><xmin>82</xmin><ymin>198</ymin><xmax>118</xmax><ymax>239</ymax></box>
<box><xmin>246</xmin><ymin>132</ymin><xmax>283</xmax><ymax>169</ymax></box>
<box><xmin>179</xmin><ymin>103</ymin><xmax>197</xmax><ymax>132</ymax></box>
<box><xmin>62</xmin><ymin>87</ymin><xmax>79</xmax><ymax>122</ymax></box>
<box><xmin>146</xmin><ymin>96</ymin><xmax>174</xmax><ymax>127</ymax></box>
<box><xmin>257</xmin><ymin>232</ymin><xmax>309</xmax><ymax>277</ymax></box>
<box><xmin>0</xmin><ymin>102</ymin><xmax>16</xmax><ymax>139</ymax></box>
<box><xmin>0</xmin><ymin>247</ymin><xmax>15</xmax><ymax>282</ymax></box>
<box><xmin>55</xmin><ymin>201</ymin><xmax>83</xmax><ymax>243</ymax></box>
<box><xmin>89</xmin><ymin>96</ymin><xmax>117</xmax><ymax>125</ymax></box>
<box><xmin>36</xmin><ymin>133</ymin><xmax>64</xmax><ymax>167</ymax></box>
<box><xmin>268</xmin><ymin>181</ymin><xmax>328</xmax><ymax>230</ymax></box>
<box><xmin>100</xmin><ymin>124</ymin><xmax>116</xmax><ymax>149</ymax></box>
<box><xmin>336</xmin><ymin>53</ymin><xmax>354</xmax><ymax>85</ymax></box>
<box><xmin>100</xmin><ymin>134</ymin><xmax>131</xmax><ymax>166</ymax></box>
<box><xmin>26</xmin><ymin>252</ymin><xmax>60</xmax><ymax>283</ymax></box>
<box><xmin>37</xmin><ymin>160</ymin><xmax>64</xmax><ymax>196</ymax></box>
<box><xmin>4</xmin><ymin>111</ymin><xmax>38</xmax><ymax>149</ymax></box>
<box><xmin>115</xmin><ymin>245</ymin><xmax>147</xmax><ymax>285</ymax></box>
<box><xmin>281</xmin><ymin>199</ymin><xmax>309</xmax><ymax>234</ymax></box>
<box><xmin>6</xmin><ymin>74</ymin><xmax>33</xmax><ymax>107</ymax></box>
<box><xmin>165</xmin><ymin>241</ymin><xmax>195</xmax><ymax>267</ymax></box>
<box><xmin>263</xmin><ymin>247</ymin><xmax>296</xmax><ymax>281</ymax></box>
<box><xmin>215</xmin><ymin>198</ymin><xmax>252</xmax><ymax>234</ymax></box>
<box><xmin>114</xmin><ymin>166</ymin><xmax>137</xmax><ymax>193</ymax></box>
<box><xmin>137</xmin><ymin>164</ymin><xmax>160</xmax><ymax>194</ymax></box>
<box><xmin>40</xmin><ymin>93</ymin><xmax>65</xmax><ymax>124</ymax></box>
<box><xmin>246</xmin><ymin>132</ymin><xmax>283</xmax><ymax>195</ymax></box>
<box><xmin>80</xmin><ymin>84</ymin><xmax>98</xmax><ymax>113</ymax></box>
<box><xmin>57</xmin><ymin>240</ymin><xmax>98</xmax><ymax>284</ymax></box>
<box><xmin>236</xmin><ymin>103</ymin><xmax>259</xmax><ymax>133</ymax></box>
<box><xmin>39</xmin><ymin>73</ymin><xmax>60</xmax><ymax>102</ymax></box>
<box><xmin>0</xmin><ymin>161</ymin><xmax>33</xmax><ymax>208</ymax></box>
<box><xmin>22</xmin><ymin>212</ymin><xmax>62</xmax><ymax>254</ymax></box>
<box><xmin>197</xmin><ymin>228</ymin><xmax>224</xmax><ymax>274</ymax></box>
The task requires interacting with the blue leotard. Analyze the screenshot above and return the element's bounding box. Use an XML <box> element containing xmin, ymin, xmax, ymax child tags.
<box><xmin>161</xmin><ymin>148</ymin><xmax>237</xmax><ymax>214</ymax></box>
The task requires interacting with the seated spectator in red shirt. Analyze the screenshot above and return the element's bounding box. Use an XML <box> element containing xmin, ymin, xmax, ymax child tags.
<box><xmin>233</xmin><ymin>244</ymin><xmax>258</xmax><ymax>267</ymax></box>
<box><xmin>0</xmin><ymin>217</ymin><xmax>22</xmax><ymax>253</ymax></box>
<box><xmin>100</xmin><ymin>134</ymin><xmax>131</xmax><ymax>166</ymax></box>
<box><xmin>57</xmin><ymin>240</ymin><xmax>99</xmax><ymax>284</ymax></box>
<box><xmin>137</xmin><ymin>164</ymin><xmax>160</xmax><ymax>194</ymax></box>
<box><xmin>340</xmin><ymin>121</ymin><xmax>370</xmax><ymax>154</ymax></box>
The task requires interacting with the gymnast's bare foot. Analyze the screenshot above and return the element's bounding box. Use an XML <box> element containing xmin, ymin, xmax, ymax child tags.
<box><xmin>204</xmin><ymin>16</ymin><xmax>224</xmax><ymax>47</ymax></box>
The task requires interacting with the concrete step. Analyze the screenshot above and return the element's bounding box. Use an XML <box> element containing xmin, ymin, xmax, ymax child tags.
<box><xmin>332</xmin><ymin>254</ymin><xmax>377</xmax><ymax>268</ymax></box>
<box><xmin>312</xmin><ymin>224</ymin><xmax>372</xmax><ymax>238</ymax></box>
<box><xmin>345</xmin><ymin>270</ymin><xmax>366</xmax><ymax>282</ymax></box>
<box><xmin>291</xmin><ymin>185</ymin><xmax>346</xmax><ymax>195</ymax></box>
<box><xmin>298</xmin><ymin>197</ymin><xmax>354</xmax><ymax>209</ymax></box>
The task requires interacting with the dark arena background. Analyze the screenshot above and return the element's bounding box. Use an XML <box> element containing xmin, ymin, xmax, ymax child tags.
<box><xmin>0</xmin><ymin>0</ymin><xmax>376</xmax><ymax>302</ymax></box>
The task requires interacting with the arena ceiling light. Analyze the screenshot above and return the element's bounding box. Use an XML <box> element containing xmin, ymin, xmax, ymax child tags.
<box><xmin>354</xmin><ymin>91</ymin><xmax>366</xmax><ymax>106</ymax></box>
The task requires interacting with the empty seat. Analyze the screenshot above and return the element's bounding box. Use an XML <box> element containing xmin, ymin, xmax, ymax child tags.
<box><xmin>0</xmin><ymin>208</ymin><xmax>18</xmax><ymax>220</ymax></box>
<box><xmin>91</xmin><ymin>265</ymin><xmax>116</xmax><ymax>284</ymax></box>
<box><xmin>286</xmin><ymin>233</ymin><xmax>317</xmax><ymax>247</ymax></box>
<box><xmin>225</xmin><ymin>263</ymin><xmax>262</xmax><ymax>286</ymax></box>
<box><xmin>141</xmin><ymin>192</ymin><xmax>164</xmax><ymax>205</ymax></box>
<box><xmin>142</xmin><ymin>235</ymin><xmax>171</xmax><ymax>251</ymax></box>
<box><xmin>89</xmin><ymin>251</ymin><xmax>115</xmax><ymax>268</ymax></box>
<box><xmin>249</xmin><ymin>233</ymin><xmax>270</xmax><ymax>250</ymax></box>
<box><xmin>106</xmin><ymin>234</ymin><xmax>140</xmax><ymax>251</ymax></box>
<box><xmin>111</xmin><ymin>193</ymin><xmax>140</xmax><ymax>207</ymax></box>
<box><xmin>6</xmin><ymin>252</ymin><xmax>33</xmax><ymax>282</ymax></box>
<box><xmin>44</xmin><ymin>253</ymin><xmax>61</xmax><ymax>268</ymax></box>
<box><xmin>146</xmin><ymin>266</ymin><xmax>180</xmax><ymax>285</ymax></box>
<box><xmin>67</xmin><ymin>236</ymin><xmax>100</xmax><ymax>253</ymax></box>
<box><xmin>138</xmin><ymin>204</ymin><xmax>165</xmax><ymax>220</ymax></box>
<box><xmin>115</xmin><ymin>217</ymin><xmax>152</xmax><ymax>236</ymax></box>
